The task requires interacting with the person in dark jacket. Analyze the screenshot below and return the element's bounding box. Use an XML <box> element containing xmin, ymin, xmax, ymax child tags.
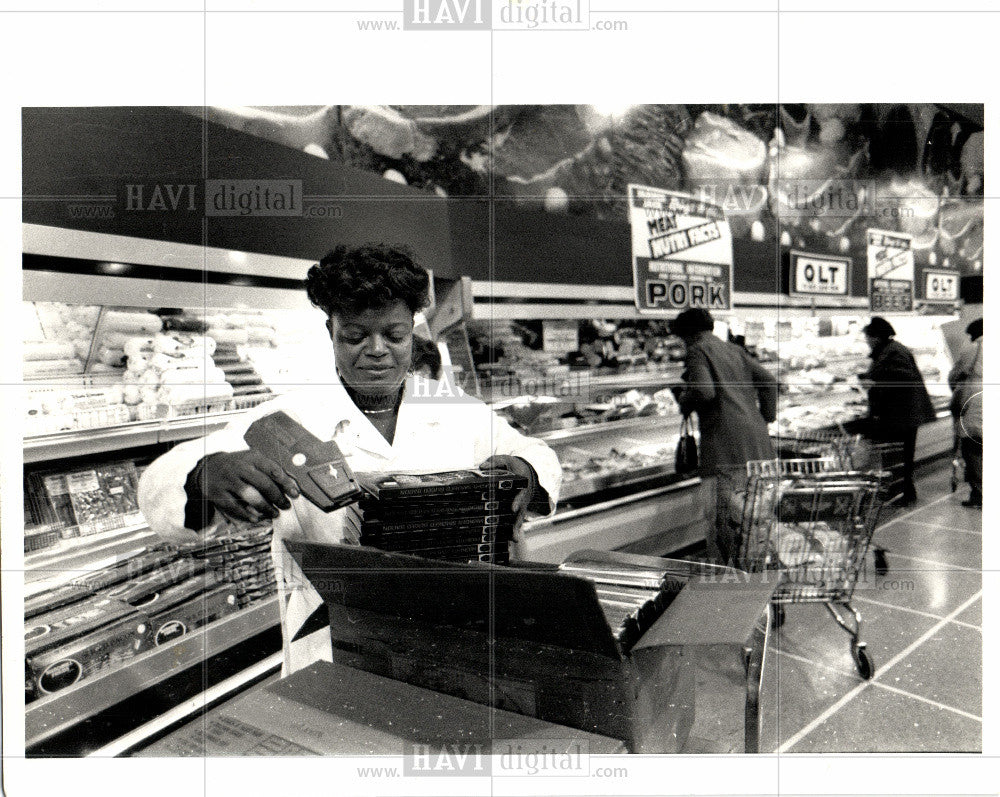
<box><xmin>411</xmin><ymin>335</ymin><xmax>443</xmax><ymax>379</ymax></box>
<box><xmin>671</xmin><ymin>310</ymin><xmax>778</xmax><ymax>564</ymax></box>
<box><xmin>671</xmin><ymin>309</ymin><xmax>778</xmax><ymax>472</ymax></box>
<box><xmin>859</xmin><ymin>316</ymin><xmax>936</xmax><ymax>506</ymax></box>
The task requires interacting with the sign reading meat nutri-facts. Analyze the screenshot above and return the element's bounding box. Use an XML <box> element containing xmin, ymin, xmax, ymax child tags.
<box><xmin>628</xmin><ymin>184</ymin><xmax>734</xmax><ymax>314</ymax></box>
<box><xmin>867</xmin><ymin>228</ymin><xmax>914</xmax><ymax>313</ymax></box>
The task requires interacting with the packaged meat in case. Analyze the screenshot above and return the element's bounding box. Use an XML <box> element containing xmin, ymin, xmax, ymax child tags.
<box><xmin>74</xmin><ymin>548</ymin><xmax>180</xmax><ymax>592</ymax></box>
<box><xmin>25</xmin><ymin>596</ymin><xmax>152</xmax><ymax>699</ymax></box>
<box><xmin>145</xmin><ymin>579</ymin><xmax>240</xmax><ymax>646</ymax></box>
<box><xmin>24</xmin><ymin>583</ymin><xmax>93</xmax><ymax>619</ymax></box>
<box><xmin>64</xmin><ymin>462</ymin><xmax>144</xmax><ymax>536</ymax></box>
<box><xmin>32</xmin><ymin>472</ymin><xmax>78</xmax><ymax>536</ymax></box>
<box><xmin>98</xmin><ymin>558</ymin><xmax>207</xmax><ymax>606</ymax></box>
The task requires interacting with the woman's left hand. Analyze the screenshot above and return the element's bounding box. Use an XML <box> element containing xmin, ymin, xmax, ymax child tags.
<box><xmin>479</xmin><ymin>454</ymin><xmax>535</xmax><ymax>530</ymax></box>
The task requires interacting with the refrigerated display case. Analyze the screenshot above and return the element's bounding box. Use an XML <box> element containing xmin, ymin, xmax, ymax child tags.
<box><xmin>19</xmin><ymin>231</ymin><xmax>327</xmax><ymax>754</ymax></box>
<box><xmin>736</xmin><ymin>310</ymin><xmax>957</xmax><ymax>459</ymax></box>
<box><xmin>449</xmin><ymin>301</ymin><xmax>959</xmax><ymax>564</ymax></box>
<box><xmin>19</xmin><ymin>226</ymin><xmax>463</xmax><ymax>754</ymax></box>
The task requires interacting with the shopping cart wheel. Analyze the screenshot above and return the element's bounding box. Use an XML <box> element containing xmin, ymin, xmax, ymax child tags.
<box><xmin>852</xmin><ymin>644</ymin><xmax>875</xmax><ymax>680</ymax></box>
<box><xmin>771</xmin><ymin>604</ymin><xmax>786</xmax><ymax>629</ymax></box>
<box><xmin>873</xmin><ymin>547</ymin><xmax>889</xmax><ymax>577</ymax></box>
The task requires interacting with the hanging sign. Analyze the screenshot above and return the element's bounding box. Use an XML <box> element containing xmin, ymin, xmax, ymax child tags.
<box><xmin>790</xmin><ymin>251</ymin><xmax>851</xmax><ymax>297</ymax></box>
<box><xmin>628</xmin><ymin>184</ymin><xmax>734</xmax><ymax>315</ymax></box>
<box><xmin>867</xmin><ymin>229</ymin><xmax>914</xmax><ymax>313</ymax></box>
<box><xmin>923</xmin><ymin>270</ymin><xmax>960</xmax><ymax>303</ymax></box>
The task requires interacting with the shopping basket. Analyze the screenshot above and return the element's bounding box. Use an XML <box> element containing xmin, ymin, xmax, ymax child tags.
<box><xmin>715</xmin><ymin>457</ymin><xmax>885</xmax><ymax>679</ymax></box>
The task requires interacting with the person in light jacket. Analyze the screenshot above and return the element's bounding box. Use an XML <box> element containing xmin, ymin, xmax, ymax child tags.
<box><xmin>948</xmin><ymin>318</ymin><xmax>983</xmax><ymax>507</ymax></box>
<box><xmin>138</xmin><ymin>244</ymin><xmax>561</xmax><ymax>675</ymax></box>
<box><xmin>858</xmin><ymin>316</ymin><xmax>936</xmax><ymax>506</ymax></box>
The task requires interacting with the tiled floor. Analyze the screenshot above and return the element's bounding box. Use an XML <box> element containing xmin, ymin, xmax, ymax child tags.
<box><xmin>686</xmin><ymin>458</ymin><xmax>983</xmax><ymax>753</ymax></box>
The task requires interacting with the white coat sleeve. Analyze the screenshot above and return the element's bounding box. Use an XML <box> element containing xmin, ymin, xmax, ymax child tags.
<box><xmin>137</xmin><ymin>397</ymin><xmax>291</xmax><ymax>544</ymax></box>
<box><xmin>472</xmin><ymin>405</ymin><xmax>562</xmax><ymax>515</ymax></box>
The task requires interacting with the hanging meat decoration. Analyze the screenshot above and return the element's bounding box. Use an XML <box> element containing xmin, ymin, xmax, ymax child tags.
<box><xmin>186</xmin><ymin>103</ymin><xmax>982</xmax><ymax>271</ymax></box>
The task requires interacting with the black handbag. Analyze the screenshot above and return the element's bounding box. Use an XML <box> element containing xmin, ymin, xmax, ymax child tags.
<box><xmin>675</xmin><ymin>414</ymin><xmax>699</xmax><ymax>474</ymax></box>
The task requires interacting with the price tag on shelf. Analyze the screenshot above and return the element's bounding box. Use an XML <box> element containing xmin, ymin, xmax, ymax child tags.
<box><xmin>542</xmin><ymin>320</ymin><xmax>579</xmax><ymax>355</ymax></box>
<box><xmin>870</xmin><ymin>279</ymin><xmax>913</xmax><ymax>313</ymax></box>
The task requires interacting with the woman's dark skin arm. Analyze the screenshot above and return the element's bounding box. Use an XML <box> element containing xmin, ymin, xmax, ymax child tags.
<box><xmin>183</xmin><ymin>450</ymin><xmax>300</xmax><ymax>528</ymax></box>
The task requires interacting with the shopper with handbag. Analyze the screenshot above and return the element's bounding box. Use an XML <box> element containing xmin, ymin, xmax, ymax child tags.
<box><xmin>669</xmin><ymin>310</ymin><xmax>777</xmax><ymax>563</ymax></box>
<box><xmin>948</xmin><ymin>318</ymin><xmax>983</xmax><ymax>507</ymax></box>
<box><xmin>670</xmin><ymin>309</ymin><xmax>778</xmax><ymax>474</ymax></box>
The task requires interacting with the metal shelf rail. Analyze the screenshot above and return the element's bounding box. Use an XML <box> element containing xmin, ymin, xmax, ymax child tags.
<box><xmin>25</xmin><ymin>597</ymin><xmax>280</xmax><ymax>750</ymax></box>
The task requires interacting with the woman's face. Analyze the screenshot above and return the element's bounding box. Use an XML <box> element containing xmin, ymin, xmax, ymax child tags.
<box><xmin>864</xmin><ymin>334</ymin><xmax>878</xmax><ymax>353</ymax></box>
<box><xmin>329</xmin><ymin>300</ymin><xmax>414</xmax><ymax>395</ymax></box>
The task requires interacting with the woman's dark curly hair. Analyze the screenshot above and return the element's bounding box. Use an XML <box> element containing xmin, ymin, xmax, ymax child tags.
<box><xmin>305</xmin><ymin>243</ymin><xmax>430</xmax><ymax>318</ymax></box>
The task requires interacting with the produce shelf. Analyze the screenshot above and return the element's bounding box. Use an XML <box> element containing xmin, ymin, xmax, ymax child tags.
<box><xmin>23</xmin><ymin>409</ymin><xmax>252</xmax><ymax>463</ymax></box>
<box><xmin>24</xmin><ymin>521</ymin><xmax>155</xmax><ymax>588</ymax></box>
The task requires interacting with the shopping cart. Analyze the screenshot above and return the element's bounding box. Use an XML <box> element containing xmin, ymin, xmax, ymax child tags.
<box><xmin>716</xmin><ymin>457</ymin><xmax>885</xmax><ymax>679</ymax></box>
<box><xmin>770</xmin><ymin>430</ymin><xmax>901</xmax><ymax>575</ymax></box>
<box><xmin>770</xmin><ymin>428</ymin><xmax>861</xmax><ymax>467</ymax></box>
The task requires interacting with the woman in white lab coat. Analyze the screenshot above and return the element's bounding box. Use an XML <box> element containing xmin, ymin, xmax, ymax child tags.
<box><xmin>138</xmin><ymin>244</ymin><xmax>561</xmax><ymax>674</ymax></box>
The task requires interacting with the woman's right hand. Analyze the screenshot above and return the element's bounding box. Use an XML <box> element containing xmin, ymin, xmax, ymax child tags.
<box><xmin>193</xmin><ymin>450</ymin><xmax>300</xmax><ymax>523</ymax></box>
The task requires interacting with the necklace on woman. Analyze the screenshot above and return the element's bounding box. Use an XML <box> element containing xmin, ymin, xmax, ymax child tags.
<box><xmin>340</xmin><ymin>372</ymin><xmax>403</xmax><ymax>416</ymax></box>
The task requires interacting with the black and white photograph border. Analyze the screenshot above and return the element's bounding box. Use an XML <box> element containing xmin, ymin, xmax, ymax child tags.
<box><xmin>0</xmin><ymin>4</ymin><xmax>996</xmax><ymax>797</ymax></box>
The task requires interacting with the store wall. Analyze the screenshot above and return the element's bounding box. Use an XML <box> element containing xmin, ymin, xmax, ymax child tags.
<box><xmin>448</xmin><ymin>202</ymin><xmax>861</xmax><ymax>298</ymax></box>
<box><xmin>449</xmin><ymin>202</ymin><xmax>633</xmax><ymax>285</ymax></box>
<box><xmin>22</xmin><ymin>107</ymin><xmax>455</xmax><ymax>277</ymax></box>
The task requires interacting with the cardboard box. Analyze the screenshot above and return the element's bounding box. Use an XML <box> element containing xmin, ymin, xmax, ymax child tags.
<box><xmin>138</xmin><ymin>661</ymin><xmax>626</xmax><ymax>757</ymax></box>
<box><xmin>285</xmin><ymin>543</ymin><xmax>775</xmax><ymax>754</ymax></box>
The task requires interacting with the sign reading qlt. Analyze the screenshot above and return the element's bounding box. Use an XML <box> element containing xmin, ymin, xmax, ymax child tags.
<box><xmin>790</xmin><ymin>251</ymin><xmax>851</xmax><ymax>297</ymax></box>
<box><xmin>924</xmin><ymin>270</ymin><xmax>959</xmax><ymax>302</ymax></box>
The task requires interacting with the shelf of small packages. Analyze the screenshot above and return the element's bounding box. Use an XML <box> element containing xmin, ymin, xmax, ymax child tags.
<box><xmin>22</xmin><ymin>400</ymin><xmax>284</xmax><ymax>753</ymax></box>
<box><xmin>24</xmin><ymin>521</ymin><xmax>159</xmax><ymax>588</ymax></box>
<box><xmin>479</xmin><ymin>365</ymin><xmax>684</xmax><ymax>404</ymax></box>
<box><xmin>23</xmin><ymin>406</ymin><xmax>260</xmax><ymax>464</ymax></box>
<box><xmin>25</xmin><ymin>596</ymin><xmax>280</xmax><ymax>751</ymax></box>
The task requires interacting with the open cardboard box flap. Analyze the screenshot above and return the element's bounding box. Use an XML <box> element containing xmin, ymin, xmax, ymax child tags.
<box><xmin>632</xmin><ymin>572</ymin><xmax>778</xmax><ymax>651</ymax></box>
<box><xmin>560</xmin><ymin>548</ymin><xmax>779</xmax><ymax>651</ymax></box>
